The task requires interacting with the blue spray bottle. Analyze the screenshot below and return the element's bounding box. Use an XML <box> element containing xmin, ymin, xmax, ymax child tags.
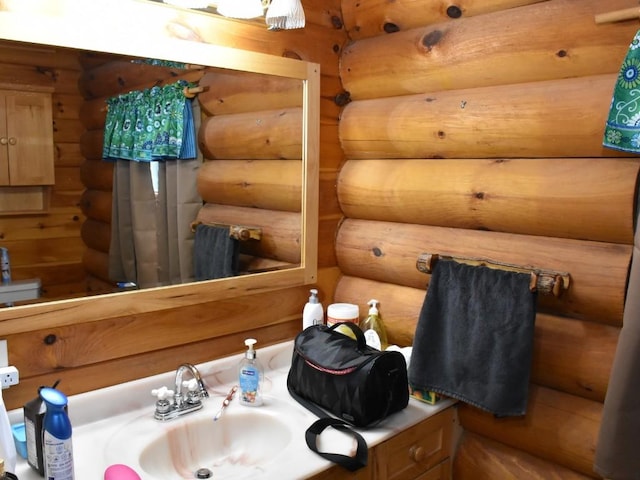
<box><xmin>40</xmin><ymin>387</ymin><xmax>74</xmax><ymax>480</ymax></box>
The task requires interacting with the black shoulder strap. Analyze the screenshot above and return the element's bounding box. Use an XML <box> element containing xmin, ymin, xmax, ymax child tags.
<box><xmin>288</xmin><ymin>383</ymin><xmax>368</xmax><ymax>471</ymax></box>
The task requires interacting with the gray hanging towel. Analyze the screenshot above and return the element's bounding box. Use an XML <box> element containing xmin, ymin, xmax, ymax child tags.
<box><xmin>193</xmin><ymin>224</ymin><xmax>240</xmax><ymax>280</ymax></box>
<box><xmin>408</xmin><ymin>260</ymin><xmax>537</xmax><ymax>417</ymax></box>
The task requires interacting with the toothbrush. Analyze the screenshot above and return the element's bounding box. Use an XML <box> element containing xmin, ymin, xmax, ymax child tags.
<box><xmin>213</xmin><ymin>385</ymin><xmax>238</xmax><ymax>421</ymax></box>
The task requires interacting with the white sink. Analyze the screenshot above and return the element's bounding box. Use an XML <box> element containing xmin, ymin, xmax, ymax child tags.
<box><xmin>105</xmin><ymin>400</ymin><xmax>297</xmax><ymax>480</ymax></box>
<box><xmin>139</xmin><ymin>412</ymin><xmax>291</xmax><ymax>479</ymax></box>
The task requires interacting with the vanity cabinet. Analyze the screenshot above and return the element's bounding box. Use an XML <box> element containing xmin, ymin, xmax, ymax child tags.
<box><xmin>0</xmin><ymin>89</ymin><xmax>54</xmax><ymax>186</ymax></box>
<box><xmin>309</xmin><ymin>406</ymin><xmax>454</xmax><ymax>480</ymax></box>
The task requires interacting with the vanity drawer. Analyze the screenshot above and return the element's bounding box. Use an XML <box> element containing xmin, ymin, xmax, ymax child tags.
<box><xmin>375</xmin><ymin>407</ymin><xmax>453</xmax><ymax>480</ymax></box>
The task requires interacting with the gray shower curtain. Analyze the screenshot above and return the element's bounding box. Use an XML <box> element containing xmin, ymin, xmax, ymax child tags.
<box><xmin>108</xmin><ymin>100</ymin><xmax>203</xmax><ymax>289</ymax></box>
<box><xmin>594</xmin><ymin>207</ymin><xmax>640</xmax><ymax>478</ymax></box>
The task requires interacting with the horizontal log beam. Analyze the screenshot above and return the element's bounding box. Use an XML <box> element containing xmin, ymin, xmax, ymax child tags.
<box><xmin>79</xmin><ymin>189</ymin><xmax>112</xmax><ymax>223</ymax></box>
<box><xmin>457</xmin><ymin>386</ymin><xmax>602</xmax><ymax>477</ymax></box>
<box><xmin>195</xmin><ymin>203</ymin><xmax>301</xmax><ymax>264</ymax></box>
<box><xmin>336</xmin><ymin>219</ymin><xmax>630</xmax><ymax>325</ymax></box>
<box><xmin>197</xmin><ymin>159</ymin><xmax>302</xmax><ymax>212</ymax></box>
<box><xmin>342</xmin><ymin>0</ymin><xmax>548</xmax><ymax>40</ymax></box>
<box><xmin>338</xmin><ymin>158</ymin><xmax>638</xmax><ymax>244</ymax></box>
<box><xmin>341</xmin><ymin>0</ymin><xmax>638</xmax><ymax>98</ymax></box>
<box><xmin>340</xmin><ymin>74</ymin><xmax>622</xmax><ymax>159</ymax></box>
<box><xmin>334</xmin><ymin>275</ymin><xmax>617</xmax><ymax>402</ymax></box>
<box><xmin>199</xmin><ymin>107</ymin><xmax>303</xmax><ymax>160</ymax></box>
<box><xmin>198</xmin><ymin>69</ymin><xmax>302</xmax><ymax>116</ymax></box>
<box><xmin>453</xmin><ymin>431</ymin><xmax>593</xmax><ymax>479</ymax></box>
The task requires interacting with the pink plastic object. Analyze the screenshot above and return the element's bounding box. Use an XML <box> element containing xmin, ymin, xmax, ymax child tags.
<box><xmin>104</xmin><ymin>464</ymin><xmax>142</xmax><ymax>480</ymax></box>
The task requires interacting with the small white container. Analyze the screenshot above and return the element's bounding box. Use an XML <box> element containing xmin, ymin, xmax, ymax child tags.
<box><xmin>327</xmin><ymin>303</ymin><xmax>359</xmax><ymax>327</ymax></box>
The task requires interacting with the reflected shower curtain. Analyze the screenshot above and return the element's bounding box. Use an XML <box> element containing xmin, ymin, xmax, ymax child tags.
<box><xmin>107</xmin><ymin>93</ymin><xmax>202</xmax><ymax>289</ymax></box>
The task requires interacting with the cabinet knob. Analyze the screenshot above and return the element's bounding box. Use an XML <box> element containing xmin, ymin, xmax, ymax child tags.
<box><xmin>8</xmin><ymin>137</ymin><xmax>16</xmax><ymax>145</ymax></box>
<box><xmin>409</xmin><ymin>445</ymin><xmax>426</xmax><ymax>463</ymax></box>
<box><xmin>0</xmin><ymin>137</ymin><xmax>6</xmax><ymax>145</ymax></box>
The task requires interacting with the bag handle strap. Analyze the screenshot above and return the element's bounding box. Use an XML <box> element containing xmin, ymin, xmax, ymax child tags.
<box><xmin>305</xmin><ymin>417</ymin><xmax>368</xmax><ymax>472</ymax></box>
<box><xmin>288</xmin><ymin>380</ymin><xmax>368</xmax><ymax>471</ymax></box>
<box><xmin>327</xmin><ymin>321</ymin><xmax>367</xmax><ymax>351</ymax></box>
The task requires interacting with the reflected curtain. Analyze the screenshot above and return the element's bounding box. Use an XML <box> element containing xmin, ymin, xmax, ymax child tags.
<box><xmin>105</xmin><ymin>83</ymin><xmax>202</xmax><ymax>289</ymax></box>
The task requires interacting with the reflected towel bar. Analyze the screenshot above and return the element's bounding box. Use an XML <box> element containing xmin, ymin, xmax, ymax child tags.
<box><xmin>416</xmin><ymin>253</ymin><xmax>570</xmax><ymax>297</ymax></box>
<box><xmin>595</xmin><ymin>7</ymin><xmax>640</xmax><ymax>24</ymax></box>
<box><xmin>190</xmin><ymin>221</ymin><xmax>262</xmax><ymax>241</ymax></box>
<box><xmin>183</xmin><ymin>85</ymin><xmax>208</xmax><ymax>98</ymax></box>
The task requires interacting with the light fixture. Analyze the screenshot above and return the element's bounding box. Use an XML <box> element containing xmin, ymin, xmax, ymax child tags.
<box><xmin>265</xmin><ymin>0</ymin><xmax>305</xmax><ymax>30</ymax></box>
<box><xmin>216</xmin><ymin>0</ymin><xmax>265</xmax><ymax>19</ymax></box>
<box><xmin>162</xmin><ymin>0</ymin><xmax>211</xmax><ymax>8</ymax></box>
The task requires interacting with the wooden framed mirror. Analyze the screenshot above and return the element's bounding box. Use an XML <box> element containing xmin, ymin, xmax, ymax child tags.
<box><xmin>0</xmin><ymin>0</ymin><xmax>319</xmax><ymax>329</ymax></box>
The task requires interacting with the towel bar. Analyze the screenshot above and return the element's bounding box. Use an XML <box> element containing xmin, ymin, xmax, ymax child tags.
<box><xmin>416</xmin><ymin>253</ymin><xmax>570</xmax><ymax>297</ymax></box>
<box><xmin>190</xmin><ymin>221</ymin><xmax>262</xmax><ymax>241</ymax></box>
<box><xmin>183</xmin><ymin>85</ymin><xmax>208</xmax><ymax>98</ymax></box>
<box><xmin>595</xmin><ymin>7</ymin><xmax>640</xmax><ymax>24</ymax></box>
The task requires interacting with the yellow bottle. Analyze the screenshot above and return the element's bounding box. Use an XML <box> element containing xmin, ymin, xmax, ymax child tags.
<box><xmin>361</xmin><ymin>299</ymin><xmax>388</xmax><ymax>350</ymax></box>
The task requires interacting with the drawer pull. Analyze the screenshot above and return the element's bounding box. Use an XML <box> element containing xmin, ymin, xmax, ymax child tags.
<box><xmin>409</xmin><ymin>445</ymin><xmax>426</xmax><ymax>463</ymax></box>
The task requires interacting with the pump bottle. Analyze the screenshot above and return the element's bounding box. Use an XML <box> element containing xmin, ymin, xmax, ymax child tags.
<box><xmin>302</xmin><ymin>289</ymin><xmax>324</xmax><ymax>329</ymax></box>
<box><xmin>361</xmin><ymin>299</ymin><xmax>389</xmax><ymax>350</ymax></box>
<box><xmin>238</xmin><ymin>339</ymin><xmax>263</xmax><ymax>407</ymax></box>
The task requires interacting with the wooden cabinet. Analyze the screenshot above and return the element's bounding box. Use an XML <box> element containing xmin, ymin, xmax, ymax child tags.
<box><xmin>308</xmin><ymin>407</ymin><xmax>454</xmax><ymax>480</ymax></box>
<box><xmin>0</xmin><ymin>89</ymin><xmax>54</xmax><ymax>186</ymax></box>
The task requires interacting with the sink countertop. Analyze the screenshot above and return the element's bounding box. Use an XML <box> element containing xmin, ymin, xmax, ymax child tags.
<box><xmin>9</xmin><ymin>340</ymin><xmax>453</xmax><ymax>480</ymax></box>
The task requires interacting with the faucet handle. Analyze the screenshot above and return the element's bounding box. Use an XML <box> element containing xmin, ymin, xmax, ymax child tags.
<box><xmin>151</xmin><ymin>386</ymin><xmax>175</xmax><ymax>400</ymax></box>
<box><xmin>182</xmin><ymin>379</ymin><xmax>199</xmax><ymax>392</ymax></box>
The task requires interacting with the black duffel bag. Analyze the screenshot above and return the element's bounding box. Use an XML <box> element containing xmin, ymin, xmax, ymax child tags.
<box><xmin>287</xmin><ymin>322</ymin><xmax>409</xmax><ymax>470</ymax></box>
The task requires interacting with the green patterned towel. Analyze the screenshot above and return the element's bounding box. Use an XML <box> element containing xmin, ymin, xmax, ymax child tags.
<box><xmin>604</xmin><ymin>30</ymin><xmax>640</xmax><ymax>153</ymax></box>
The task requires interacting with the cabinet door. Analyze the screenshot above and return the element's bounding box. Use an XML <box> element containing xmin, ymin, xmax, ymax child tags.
<box><xmin>374</xmin><ymin>408</ymin><xmax>453</xmax><ymax>480</ymax></box>
<box><xmin>1</xmin><ymin>90</ymin><xmax>55</xmax><ymax>185</ymax></box>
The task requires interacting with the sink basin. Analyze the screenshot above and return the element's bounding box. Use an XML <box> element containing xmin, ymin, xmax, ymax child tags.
<box><xmin>102</xmin><ymin>395</ymin><xmax>300</xmax><ymax>480</ymax></box>
<box><xmin>138</xmin><ymin>411</ymin><xmax>292</xmax><ymax>479</ymax></box>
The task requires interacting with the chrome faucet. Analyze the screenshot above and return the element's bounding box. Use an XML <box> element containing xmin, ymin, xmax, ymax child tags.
<box><xmin>152</xmin><ymin>363</ymin><xmax>209</xmax><ymax>421</ymax></box>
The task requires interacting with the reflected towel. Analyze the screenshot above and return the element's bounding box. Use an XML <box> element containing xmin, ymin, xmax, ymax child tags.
<box><xmin>603</xmin><ymin>30</ymin><xmax>640</xmax><ymax>153</ymax></box>
<box><xmin>408</xmin><ymin>260</ymin><xmax>537</xmax><ymax>417</ymax></box>
<box><xmin>193</xmin><ymin>224</ymin><xmax>239</xmax><ymax>280</ymax></box>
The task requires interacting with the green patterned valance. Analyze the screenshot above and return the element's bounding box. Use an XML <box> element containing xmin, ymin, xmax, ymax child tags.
<box><xmin>102</xmin><ymin>80</ymin><xmax>196</xmax><ymax>162</ymax></box>
<box><xmin>603</xmin><ymin>30</ymin><xmax>640</xmax><ymax>153</ymax></box>
<box><xmin>132</xmin><ymin>58</ymin><xmax>188</xmax><ymax>69</ymax></box>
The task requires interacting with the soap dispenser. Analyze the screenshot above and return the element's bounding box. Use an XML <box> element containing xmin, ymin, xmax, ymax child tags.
<box><xmin>361</xmin><ymin>299</ymin><xmax>388</xmax><ymax>350</ymax></box>
<box><xmin>238</xmin><ymin>339</ymin><xmax>263</xmax><ymax>407</ymax></box>
<box><xmin>302</xmin><ymin>288</ymin><xmax>324</xmax><ymax>329</ymax></box>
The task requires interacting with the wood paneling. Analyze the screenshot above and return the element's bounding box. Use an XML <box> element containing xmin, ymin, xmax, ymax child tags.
<box><xmin>458</xmin><ymin>386</ymin><xmax>602</xmax><ymax>477</ymax></box>
<box><xmin>339</xmin><ymin>75</ymin><xmax>620</xmax><ymax>159</ymax></box>
<box><xmin>342</xmin><ymin>0</ymin><xmax>548</xmax><ymax>40</ymax></box>
<box><xmin>341</xmin><ymin>0</ymin><xmax>638</xmax><ymax>97</ymax></box>
<box><xmin>453</xmin><ymin>431</ymin><xmax>593</xmax><ymax>479</ymax></box>
<box><xmin>339</xmin><ymin>158</ymin><xmax>639</xmax><ymax>244</ymax></box>
<box><xmin>336</xmin><ymin>219</ymin><xmax>630</xmax><ymax>325</ymax></box>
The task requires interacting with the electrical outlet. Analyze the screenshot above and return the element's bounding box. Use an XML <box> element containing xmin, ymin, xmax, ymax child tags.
<box><xmin>0</xmin><ymin>365</ymin><xmax>19</xmax><ymax>388</ymax></box>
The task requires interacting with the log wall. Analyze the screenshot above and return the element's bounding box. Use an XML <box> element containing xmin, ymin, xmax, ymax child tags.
<box><xmin>2</xmin><ymin>0</ymin><xmax>347</xmax><ymax>411</ymax></box>
<box><xmin>336</xmin><ymin>0</ymin><xmax>640</xmax><ymax>477</ymax></box>
<box><xmin>0</xmin><ymin>42</ymin><xmax>87</xmax><ymax>301</ymax></box>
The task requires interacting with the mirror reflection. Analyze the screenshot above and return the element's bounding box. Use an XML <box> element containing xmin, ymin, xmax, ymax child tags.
<box><xmin>0</xmin><ymin>27</ymin><xmax>313</xmax><ymax>307</ymax></box>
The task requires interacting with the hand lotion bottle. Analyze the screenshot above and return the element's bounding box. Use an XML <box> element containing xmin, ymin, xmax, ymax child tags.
<box><xmin>238</xmin><ymin>339</ymin><xmax>263</xmax><ymax>407</ymax></box>
<box><xmin>302</xmin><ymin>289</ymin><xmax>324</xmax><ymax>329</ymax></box>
